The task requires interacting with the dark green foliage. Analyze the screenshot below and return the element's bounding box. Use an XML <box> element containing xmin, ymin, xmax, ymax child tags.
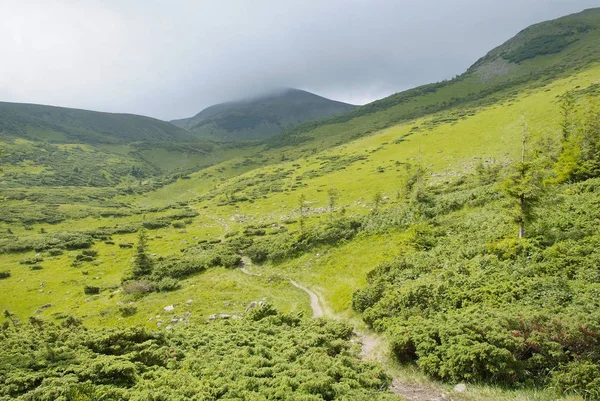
<box><xmin>155</xmin><ymin>277</ymin><xmax>182</xmax><ymax>292</ymax></box>
<box><xmin>0</xmin><ymin>231</ymin><xmax>97</xmax><ymax>254</ymax></box>
<box><xmin>504</xmin><ymin>34</ymin><xmax>579</xmax><ymax>63</ymax></box>
<box><xmin>19</xmin><ymin>256</ymin><xmax>43</xmax><ymax>265</ymax></box>
<box><xmin>352</xmin><ymin>169</ymin><xmax>600</xmax><ymax>395</ymax></box>
<box><xmin>151</xmin><ymin>257</ymin><xmax>207</xmax><ymax>280</ymax></box>
<box><xmin>118</xmin><ymin>305</ymin><xmax>138</xmax><ymax>317</ymax></box>
<box><xmin>84</xmin><ymin>285</ymin><xmax>101</xmax><ymax>295</ymax></box>
<box><xmin>555</xmin><ymin>96</ymin><xmax>600</xmax><ymax>182</ymax></box>
<box><xmin>0</xmin><ymin>271</ymin><xmax>10</xmax><ymax>279</ymax></box>
<box><xmin>0</xmin><ymin>310</ymin><xmax>394</xmax><ymax>400</ymax></box>
<box><xmin>247</xmin><ymin>217</ymin><xmax>363</xmax><ymax>263</ymax></box>
<box><xmin>47</xmin><ymin>248</ymin><xmax>63</xmax><ymax>256</ymax></box>
<box><xmin>142</xmin><ymin>218</ymin><xmax>171</xmax><ymax>230</ymax></box>
<box><xmin>131</xmin><ymin>230</ymin><xmax>153</xmax><ymax>279</ymax></box>
<box><xmin>0</xmin><ymin>101</ymin><xmax>193</xmax><ymax>144</ymax></box>
<box><xmin>171</xmin><ymin>89</ymin><xmax>357</xmax><ymax>142</ymax></box>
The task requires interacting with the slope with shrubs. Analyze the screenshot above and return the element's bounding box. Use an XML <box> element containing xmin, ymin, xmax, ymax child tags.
<box><xmin>0</xmin><ymin>308</ymin><xmax>395</xmax><ymax>401</ymax></box>
<box><xmin>1</xmin><ymin>8</ymin><xmax>600</xmax><ymax>401</ymax></box>
<box><xmin>350</xmin><ymin>95</ymin><xmax>600</xmax><ymax>397</ymax></box>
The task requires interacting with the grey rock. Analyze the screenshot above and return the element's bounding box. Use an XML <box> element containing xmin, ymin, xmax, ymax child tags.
<box><xmin>453</xmin><ymin>383</ymin><xmax>467</xmax><ymax>393</ymax></box>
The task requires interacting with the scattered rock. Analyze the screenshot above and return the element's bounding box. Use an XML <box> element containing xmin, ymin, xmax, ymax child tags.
<box><xmin>164</xmin><ymin>305</ymin><xmax>175</xmax><ymax>312</ymax></box>
<box><xmin>453</xmin><ymin>383</ymin><xmax>467</xmax><ymax>393</ymax></box>
<box><xmin>185</xmin><ymin>299</ymin><xmax>193</xmax><ymax>305</ymax></box>
<box><xmin>208</xmin><ymin>313</ymin><xmax>231</xmax><ymax>321</ymax></box>
<box><xmin>245</xmin><ymin>301</ymin><xmax>257</xmax><ymax>312</ymax></box>
<box><xmin>40</xmin><ymin>303</ymin><xmax>52</xmax><ymax>310</ymax></box>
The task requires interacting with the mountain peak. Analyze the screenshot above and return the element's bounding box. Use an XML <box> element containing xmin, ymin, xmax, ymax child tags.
<box><xmin>171</xmin><ymin>89</ymin><xmax>357</xmax><ymax>142</ymax></box>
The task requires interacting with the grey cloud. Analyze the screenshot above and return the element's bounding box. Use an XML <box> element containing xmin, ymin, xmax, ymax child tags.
<box><xmin>0</xmin><ymin>0</ymin><xmax>597</xmax><ymax>120</ymax></box>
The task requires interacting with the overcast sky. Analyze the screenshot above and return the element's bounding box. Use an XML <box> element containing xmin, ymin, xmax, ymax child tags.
<box><xmin>0</xmin><ymin>0</ymin><xmax>597</xmax><ymax>120</ymax></box>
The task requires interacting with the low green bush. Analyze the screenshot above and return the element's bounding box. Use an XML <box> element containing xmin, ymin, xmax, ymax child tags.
<box><xmin>0</xmin><ymin>309</ymin><xmax>395</xmax><ymax>400</ymax></box>
<box><xmin>84</xmin><ymin>285</ymin><xmax>101</xmax><ymax>295</ymax></box>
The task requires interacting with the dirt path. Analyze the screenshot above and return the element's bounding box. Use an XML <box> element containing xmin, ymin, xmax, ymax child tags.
<box><xmin>289</xmin><ymin>279</ymin><xmax>323</xmax><ymax>318</ymax></box>
<box><xmin>240</xmin><ymin>257</ymin><xmax>262</xmax><ymax>277</ymax></box>
<box><xmin>239</xmin><ymin>257</ymin><xmax>323</xmax><ymax>317</ymax></box>
<box><xmin>237</xmin><ymin>258</ymin><xmax>449</xmax><ymax>401</ymax></box>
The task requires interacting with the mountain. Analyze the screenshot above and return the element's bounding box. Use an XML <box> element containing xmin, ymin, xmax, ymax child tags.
<box><xmin>3</xmin><ymin>8</ymin><xmax>600</xmax><ymax>401</ymax></box>
<box><xmin>171</xmin><ymin>88</ymin><xmax>357</xmax><ymax>141</ymax></box>
<box><xmin>272</xmin><ymin>8</ymin><xmax>600</xmax><ymax>146</ymax></box>
<box><xmin>0</xmin><ymin>101</ymin><xmax>194</xmax><ymax>144</ymax></box>
<box><xmin>0</xmin><ymin>102</ymin><xmax>219</xmax><ymax>189</ymax></box>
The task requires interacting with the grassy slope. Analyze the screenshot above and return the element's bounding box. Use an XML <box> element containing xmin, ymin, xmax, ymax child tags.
<box><xmin>1</xmin><ymin>64</ymin><xmax>596</xmax><ymax>401</ymax></box>
<box><xmin>2</xmin><ymin>61</ymin><xmax>597</xmax><ymax>328</ymax></box>
<box><xmin>1</xmin><ymin>9</ymin><xmax>600</xmax><ymax>400</ymax></box>
<box><xmin>2</xmin><ymin>7</ymin><xmax>599</xmax><ymax>326</ymax></box>
<box><xmin>0</xmin><ymin>101</ymin><xmax>193</xmax><ymax>144</ymax></box>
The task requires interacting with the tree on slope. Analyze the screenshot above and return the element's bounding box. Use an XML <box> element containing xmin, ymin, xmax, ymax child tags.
<box><xmin>555</xmin><ymin>95</ymin><xmax>600</xmax><ymax>182</ymax></box>
<box><xmin>502</xmin><ymin>120</ymin><xmax>543</xmax><ymax>239</ymax></box>
<box><xmin>132</xmin><ymin>229</ymin><xmax>153</xmax><ymax>278</ymax></box>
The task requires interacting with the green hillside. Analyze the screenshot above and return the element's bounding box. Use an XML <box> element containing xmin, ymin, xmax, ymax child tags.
<box><xmin>171</xmin><ymin>88</ymin><xmax>357</xmax><ymax>141</ymax></box>
<box><xmin>0</xmin><ymin>101</ymin><xmax>194</xmax><ymax>144</ymax></box>
<box><xmin>271</xmin><ymin>7</ymin><xmax>600</xmax><ymax>148</ymax></box>
<box><xmin>1</xmin><ymin>8</ymin><xmax>600</xmax><ymax>401</ymax></box>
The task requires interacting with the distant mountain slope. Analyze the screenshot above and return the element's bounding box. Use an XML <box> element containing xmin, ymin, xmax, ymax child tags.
<box><xmin>0</xmin><ymin>101</ymin><xmax>194</xmax><ymax>144</ymax></box>
<box><xmin>270</xmin><ymin>7</ymin><xmax>600</xmax><ymax>146</ymax></box>
<box><xmin>171</xmin><ymin>89</ymin><xmax>357</xmax><ymax>141</ymax></box>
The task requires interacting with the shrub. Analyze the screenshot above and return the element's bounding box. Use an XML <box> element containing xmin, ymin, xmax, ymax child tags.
<box><xmin>142</xmin><ymin>218</ymin><xmax>171</xmax><ymax>229</ymax></box>
<box><xmin>0</xmin><ymin>271</ymin><xmax>10</xmax><ymax>279</ymax></box>
<box><xmin>155</xmin><ymin>277</ymin><xmax>181</xmax><ymax>292</ymax></box>
<box><xmin>20</xmin><ymin>256</ymin><xmax>43</xmax><ymax>265</ymax></box>
<box><xmin>119</xmin><ymin>305</ymin><xmax>138</xmax><ymax>317</ymax></box>
<box><xmin>84</xmin><ymin>285</ymin><xmax>101</xmax><ymax>295</ymax></box>
<box><xmin>29</xmin><ymin>265</ymin><xmax>43</xmax><ymax>271</ymax></box>
<box><xmin>122</xmin><ymin>280</ymin><xmax>155</xmax><ymax>295</ymax></box>
<box><xmin>551</xmin><ymin>361</ymin><xmax>600</xmax><ymax>399</ymax></box>
<box><xmin>152</xmin><ymin>257</ymin><xmax>207</xmax><ymax>280</ymax></box>
<box><xmin>47</xmin><ymin>248</ymin><xmax>64</xmax><ymax>256</ymax></box>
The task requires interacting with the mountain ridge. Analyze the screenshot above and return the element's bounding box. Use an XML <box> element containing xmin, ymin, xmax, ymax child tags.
<box><xmin>0</xmin><ymin>100</ymin><xmax>194</xmax><ymax>144</ymax></box>
<box><xmin>171</xmin><ymin>88</ymin><xmax>358</xmax><ymax>142</ymax></box>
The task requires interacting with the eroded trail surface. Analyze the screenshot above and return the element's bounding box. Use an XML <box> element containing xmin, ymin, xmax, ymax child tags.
<box><xmin>289</xmin><ymin>279</ymin><xmax>323</xmax><ymax>318</ymax></box>
<box><xmin>238</xmin><ymin>258</ymin><xmax>450</xmax><ymax>401</ymax></box>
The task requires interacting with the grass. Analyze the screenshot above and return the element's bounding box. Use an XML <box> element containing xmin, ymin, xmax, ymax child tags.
<box><xmin>3</xmin><ymin>63</ymin><xmax>599</xmax><ymax>327</ymax></box>
<box><xmin>1</xmin><ymin>20</ymin><xmax>600</xmax><ymax>398</ymax></box>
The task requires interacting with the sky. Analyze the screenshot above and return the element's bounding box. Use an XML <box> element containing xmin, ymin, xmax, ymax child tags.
<box><xmin>0</xmin><ymin>0</ymin><xmax>598</xmax><ymax>120</ymax></box>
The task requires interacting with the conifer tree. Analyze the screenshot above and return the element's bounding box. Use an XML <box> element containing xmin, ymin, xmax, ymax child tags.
<box><xmin>502</xmin><ymin>120</ymin><xmax>543</xmax><ymax>239</ymax></box>
<box><xmin>327</xmin><ymin>188</ymin><xmax>339</xmax><ymax>220</ymax></box>
<box><xmin>132</xmin><ymin>229</ymin><xmax>153</xmax><ymax>278</ymax></box>
<box><xmin>298</xmin><ymin>194</ymin><xmax>307</xmax><ymax>232</ymax></box>
<box><xmin>555</xmin><ymin>95</ymin><xmax>600</xmax><ymax>182</ymax></box>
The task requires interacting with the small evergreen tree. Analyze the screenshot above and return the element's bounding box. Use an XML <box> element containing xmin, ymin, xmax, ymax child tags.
<box><xmin>372</xmin><ymin>191</ymin><xmax>383</xmax><ymax>213</ymax></box>
<box><xmin>555</xmin><ymin>95</ymin><xmax>600</xmax><ymax>182</ymax></box>
<box><xmin>327</xmin><ymin>188</ymin><xmax>339</xmax><ymax>220</ymax></box>
<box><xmin>132</xmin><ymin>229</ymin><xmax>153</xmax><ymax>278</ymax></box>
<box><xmin>298</xmin><ymin>194</ymin><xmax>307</xmax><ymax>232</ymax></box>
<box><xmin>502</xmin><ymin>121</ymin><xmax>543</xmax><ymax>239</ymax></box>
<box><xmin>560</xmin><ymin>91</ymin><xmax>577</xmax><ymax>141</ymax></box>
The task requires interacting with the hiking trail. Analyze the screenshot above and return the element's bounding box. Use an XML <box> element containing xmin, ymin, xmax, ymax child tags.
<box><xmin>238</xmin><ymin>257</ymin><xmax>452</xmax><ymax>401</ymax></box>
